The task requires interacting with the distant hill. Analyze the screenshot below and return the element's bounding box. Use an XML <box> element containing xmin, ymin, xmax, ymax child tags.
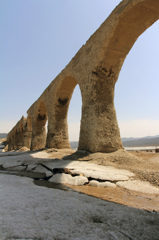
<box><xmin>70</xmin><ymin>141</ymin><xmax>78</xmax><ymax>149</ymax></box>
<box><xmin>70</xmin><ymin>135</ymin><xmax>159</xmax><ymax>149</ymax></box>
<box><xmin>122</xmin><ymin>135</ymin><xmax>159</xmax><ymax>147</ymax></box>
<box><xmin>0</xmin><ymin>133</ymin><xmax>7</xmax><ymax>139</ymax></box>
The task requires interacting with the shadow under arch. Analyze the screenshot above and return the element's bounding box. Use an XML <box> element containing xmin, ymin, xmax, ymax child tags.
<box><xmin>46</xmin><ymin>76</ymin><xmax>80</xmax><ymax>149</ymax></box>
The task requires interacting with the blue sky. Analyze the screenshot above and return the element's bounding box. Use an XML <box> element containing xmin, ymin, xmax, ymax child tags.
<box><xmin>1</xmin><ymin>0</ymin><xmax>159</xmax><ymax>140</ymax></box>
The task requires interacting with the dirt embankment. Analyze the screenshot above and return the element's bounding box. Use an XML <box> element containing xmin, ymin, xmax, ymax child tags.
<box><xmin>70</xmin><ymin>149</ymin><xmax>159</xmax><ymax>211</ymax></box>
<box><xmin>45</xmin><ymin>148</ymin><xmax>159</xmax><ymax>211</ymax></box>
<box><xmin>60</xmin><ymin>149</ymin><xmax>159</xmax><ymax>187</ymax></box>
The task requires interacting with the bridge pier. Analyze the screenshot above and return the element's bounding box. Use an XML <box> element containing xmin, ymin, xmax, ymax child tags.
<box><xmin>16</xmin><ymin>131</ymin><xmax>23</xmax><ymax>150</ymax></box>
<box><xmin>79</xmin><ymin>68</ymin><xmax>123</xmax><ymax>153</ymax></box>
<box><xmin>23</xmin><ymin>130</ymin><xmax>32</xmax><ymax>150</ymax></box>
<box><xmin>30</xmin><ymin>114</ymin><xmax>47</xmax><ymax>151</ymax></box>
<box><xmin>46</xmin><ymin>76</ymin><xmax>76</xmax><ymax>149</ymax></box>
<box><xmin>8</xmin><ymin>135</ymin><xmax>15</xmax><ymax>151</ymax></box>
<box><xmin>46</xmin><ymin>117</ymin><xmax>70</xmax><ymax>149</ymax></box>
<box><xmin>23</xmin><ymin>116</ymin><xmax>32</xmax><ymax>149</ymax></box>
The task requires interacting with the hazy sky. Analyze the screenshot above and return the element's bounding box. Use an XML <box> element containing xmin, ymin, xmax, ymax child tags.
<box><xmin>1</xmin><ymin>0</ymin><xmax>159</xmax><ymax>141</ymax></box>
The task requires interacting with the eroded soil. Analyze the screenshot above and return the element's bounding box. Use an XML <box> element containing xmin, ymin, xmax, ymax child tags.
<box><xmin>45</xmin><ymin>149</ymin><xmax>159</xmax><ymax>211</ymax></box>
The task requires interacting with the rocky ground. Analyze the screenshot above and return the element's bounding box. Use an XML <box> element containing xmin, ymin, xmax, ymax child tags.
<box><xmin>0</xmin><ymin>148</ymin><xmax>159</xmax><ymax>211</ymax></box>
<box><xmin>68</xmin><ymin>149</ymin><xmax>159</xmax><ymax>211</ymax></box>
<box><xmin>46</xmin><ymin>148</ymin><xmax>159</xmax><ymax>211</ymax></box>
<box><xmin>0</xmin><ymin>148</ymin><xmax>159</xmax><ymax>239</ymax></box>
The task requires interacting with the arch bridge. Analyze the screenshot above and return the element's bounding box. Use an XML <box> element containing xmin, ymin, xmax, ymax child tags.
<box><xmin>7</xmin><ymin>0</ymin><xmax>159</xmax><ymax>153</ymax></box>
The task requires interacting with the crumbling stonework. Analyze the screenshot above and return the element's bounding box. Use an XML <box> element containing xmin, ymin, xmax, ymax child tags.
<box><xmin>7</xmin><ymin>0</ymin><xmax>159</xmax><ymax>153</ymax></box>
<box><xmin>7</xmin><ymin>116</ymin><xmax>32</xmax><ymax>151</ymax></box>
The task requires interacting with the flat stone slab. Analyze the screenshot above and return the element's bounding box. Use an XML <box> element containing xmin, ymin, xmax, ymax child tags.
<box><xmin>89</xmin><ymin>180</ymin><xmax>116</xmax><ymax>188</ymax></box>
<box><xmin>69</xmin><ymin>168</ymin><xmax>131</xmax><ymax>181</ymax></box>
<box><xmin>43</xmin><ymin>161</ymin><xmax>134</xmax><ymax>181</ymax></box>
<box><xmin>31</xmin><ymin>165</ymin><xmax>52</xmax><ymax>177</ymax></box>
<box><xmin>117</xmin><ymin>180</ymin><xmax>159</xmax><ymax>194</ymax></box>
<box><xmin>0</xmin><ymin>151</ymin><xmax>159</xmax><ymax>194</ymax></box>
<box><xmin>49</xmin><ymin>173</ymin><xmax>88</xmax><ymax>186</ymax></box>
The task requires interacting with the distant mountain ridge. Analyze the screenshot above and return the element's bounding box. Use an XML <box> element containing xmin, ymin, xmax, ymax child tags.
<box><xmin>70</xmin><ymin>135</ymin><xmax>159</xmax><ymax>149</ymax></box>
<box><xmin>122</xmin><ymin>135</ymin><xmax>159</xmax><ymax>147</ymax></box>
<box><xmin>122</xmin><ymin>135</ymin><xmax>159</xmax><ymax>142</ymax></box>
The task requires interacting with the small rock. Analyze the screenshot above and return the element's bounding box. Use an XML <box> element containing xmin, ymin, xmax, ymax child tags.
<box><xmin>89</xmin><ymin>180</ymin><xmax>116</xmax><ymax>188</ymax></box>
<box><xmin>89</xmin><ymin>180</ymin><xmax>99</xmax><ymax>187</ymax></box>
<box><xmin>32</xmin><ymin>165</ymin><xmax>52</xmax><ymax>177</ymax></box>
<box><xmin>2</xmin><ymin>145</ymin><xmax>8</xmax><ymax>152</ymax></box>
<box><xmin>49</xmin><ymin>173</ymin><xmax>88</xmax><ymax>186</ymax></box>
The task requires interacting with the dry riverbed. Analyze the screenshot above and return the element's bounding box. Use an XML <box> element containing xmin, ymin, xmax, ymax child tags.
<box><xmin>0</xmin><ymin>148</ymin><xmax>159</xmax><ymax>239</ymax></box>
<box><xmin>63</xmin><ymin>149</ymin><xmax>159</xmax><ymax>211</ymax></box>
<box><xmin>0</xmin><ymin>148</ymin><xmax>158</xmax><ymax>212</ymax></box>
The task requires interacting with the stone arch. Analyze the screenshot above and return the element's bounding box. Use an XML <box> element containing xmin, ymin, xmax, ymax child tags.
<box><xmin>46</xmin><ymin>76</ymin><xmax>78</xmax><ymax>148</ymax></box>
<box><xmin>101</xmin><ymin>0</ymin><xmax>159</xmax><ymax>76</ymax></box>
<box><xmin>30</xmin><ymin>101</ymin><xmax>48</xmax><ymax>151</ymax></box>
<box><xmin>78</xmin><ymin>0</ymin><xmax>159</xmax><ymax>152</ymax></box>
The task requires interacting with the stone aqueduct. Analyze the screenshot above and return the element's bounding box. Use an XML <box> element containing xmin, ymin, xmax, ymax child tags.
<box><xmin>7</xmin><ymin>0</ymin><xmax>159</xmax><ymax>153</ymax></box>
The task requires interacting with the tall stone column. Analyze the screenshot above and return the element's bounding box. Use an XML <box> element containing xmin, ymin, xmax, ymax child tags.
<box><xmin>13</xmin><ymin>133</ymin><xmax>16</xmax><ymax>150</ymax></box>
<box><xmin>7</xmin><ymin>135</ymin><xmax>13</xmax><ymax>151</ymax></box>
<box><xmin>23</xmin><ymin>130</ymin><xmax>32</xmax><ymax>149</ymax></box>
<box><xmin>16</xmin><ymin>131</ymin><xmax>23</xmax><ymax>150</ymax></box>
<box><xmin>23</xmin><ymin>116</ymin><xmax>32</xmax><ymax>149</ymax></box>
<box><xmin>46</xmin><ymin>108</ymin><xmax>70</xmax><ymax>149</ymax></box>
<box><xmin>46</xmin><ymin>76</ymin><xmax>76</xmax><ymax>149</ymax></box>
<box><xmin>30</xmin><ymin>114</ymin><xmax>47</xmax><ymax>151</ymax></box>
<box><xmin>78</xmin><ymin>67</ymin><xmax>123</xmax><ymax>153</ymax></box>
